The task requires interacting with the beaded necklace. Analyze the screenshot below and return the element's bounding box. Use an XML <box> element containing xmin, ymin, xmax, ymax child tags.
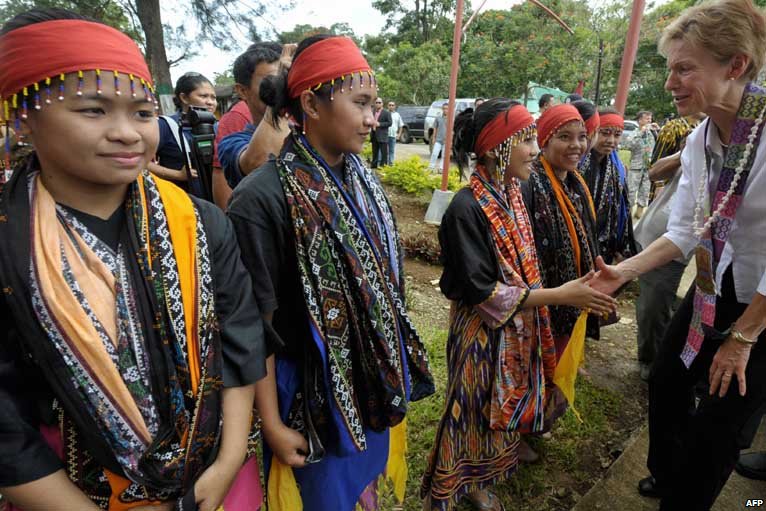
<box><xmin>692</xmin><ymin>102</ymin><xmax>766</xmax><ymax>238</ymax></box>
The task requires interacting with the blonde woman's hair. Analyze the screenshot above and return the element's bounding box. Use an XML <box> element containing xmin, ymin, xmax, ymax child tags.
<box><xmin>659</xmin><ymin>0</ymin><xmax>766</xmax><ymax>81</ymax></box>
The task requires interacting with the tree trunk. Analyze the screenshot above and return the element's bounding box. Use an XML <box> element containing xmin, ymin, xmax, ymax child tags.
<box><xmin>422</xmin><ymin>0</ymin><xmax>428</xmax><ymax>41</ymax></box>
<box><xmin>135</xmin><ymin>0</ymin><xmax>172</xmax><ymax>100</ymax></box>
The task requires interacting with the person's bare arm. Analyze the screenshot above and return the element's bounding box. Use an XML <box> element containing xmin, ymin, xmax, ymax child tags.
<box><xmin>147</xmin><ymin>161</ymin><xmax>192</xmax><ymax>182</ymax></box>
<box><xmin>194</xmin><ymin>384</ymin><xmax>256</xmax><ymax>511</ymax></box>
<box><xmin>237</xmin><ymin>112</ymin><xmax>290</xmax><ymax>176</ymax></box>
<box><xmin>648</xmin><ymin>152</ymin><xmax>681</xmax><ymax>181</ymax></box>
<box><xmin>709</xmin><ymin>292</ymin><xmax>766</xmax><ymax>398</ymax></box>
<box><xmin>590</xmin><ymin>238</ymin><xmax>684</xmax><ymax>295</ymax></box>
<box><xmin>1</xmin><ymin>470</ymin><xmax>101</xmax><ymax>511</ymax></box>
<box><xmin>252</xmin><ymin>312</ymin><xmax>307</xmax><ymax>468</ymax></box>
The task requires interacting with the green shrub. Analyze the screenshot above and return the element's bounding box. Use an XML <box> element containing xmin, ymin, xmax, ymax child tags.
<box><xmin>361</xmin><ymin>140</ymin><xmax>373</xmax><ymax>163</ymax></box>
<box><xmin>378</xmin><ymin>156</ymin><xmax>462</xmax><ymax>195</ymax></box>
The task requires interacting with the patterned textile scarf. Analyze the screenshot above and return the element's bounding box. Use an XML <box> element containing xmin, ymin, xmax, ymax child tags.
<box><xmin>579</xmin><ymin>150</ymin><xmax>633</xmax><ymax>263</ymax></box>
<box><xmin>277</xmin><ymin>134</ymin><xmax>434</xmax><ymax>454</ymax></box>
<box><xmin>28</xmin><ymin>171</ymin><xmax>222</xmax><ymax>500</ymax></box>
<box><xmin>525</xmin><ymin>157</ymin><xmax>597</xmax><ymax>339</ymax></box>
<box><xmin>682</xmin><ymin>83</ymin><xmax>766</xmax><ymax>367</ymax></box>
<box><xmin>470</xmin><ymin>168</ymin><xmax>557</xmax><ymax>433</ymax></box>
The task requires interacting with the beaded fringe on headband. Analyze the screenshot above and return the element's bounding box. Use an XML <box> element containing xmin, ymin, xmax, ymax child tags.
<box><xmin>1</xmin><ymin>70</ymin><xmax>159</xmax><ymax>173</ymax></box>
<box><xmin>307</xmin><ymin>69</ymin><xmax>378</xmax><ymax>101</ymax></box>
<box><xmin>489</xmin><ymin>124</ymin><xmax>537</xmax><ymax>183</ymax></box>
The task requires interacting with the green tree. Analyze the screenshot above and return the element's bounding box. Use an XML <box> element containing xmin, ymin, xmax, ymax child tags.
<box><xmin>372</xmin><ymin>0</ymin><xmax>458</xmax><ymax>45</ymax></box>
<box><xmin>371</xmin><ymin>40</ymin><xmax>451</xmax><ymax>105</ymax></box>
<box><xmin>458</xmin><ymin>2</ymin><xmax>600</xmax><ymax>100</ymax></box>
<box><xmin>0</xmin><ymin>0</ymin><xmax>286</xmax><ymax>95</ymax></box>
<box><xmin>278</xmin><ymin>22</ymin><xmax>358</xmax><ymax>44</ymax></box>
<box><xmin>0</xmin><ymin>0</ymin><xmax>139</xmax><ymax>38</ymax></box>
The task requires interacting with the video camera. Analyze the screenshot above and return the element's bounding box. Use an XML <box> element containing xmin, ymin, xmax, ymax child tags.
<box><xmin>178</xmin><ymin>105</ymin><xmax>216</xmax><ymax>202</ymax></box>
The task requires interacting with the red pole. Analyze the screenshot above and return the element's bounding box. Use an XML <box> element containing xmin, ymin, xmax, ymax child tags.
<box><xmin>614</xmin><ymin>0</ymin><xmax>646</xmax><ymax>114</ymax></box>
<box><xmin>440</xmin><ymin>0</ymin><xmax>466</xmax><ymax>191</ymax></box>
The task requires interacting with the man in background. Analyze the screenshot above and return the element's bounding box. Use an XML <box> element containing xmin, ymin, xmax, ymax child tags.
<box><xmin>387</xmin><ymin>100</ymin><xmax>403</xmax><ymax>164</ymax></box>
<box><xmin>429</xmin><ymin>103</ymin><xmax>449</xmax><ymax>171</ymax></box>
<box><xmin>622</xmin><ymin>110</ymin><xmax>656</xmax><ymax>218</ymax></box>
<box><xmin>538</xmin><ymin>93</ymin><xmax>555</xmax><ymax>114</ymax></box>
<box><xmin>371</xmin><ymin>97</ymin><xmax>392</xmax><ymax>167</ymax></box>
<box><xmin>217</xmin><ymin>42</ymin><xmax>293</xmax><ymax>199</ymax></box>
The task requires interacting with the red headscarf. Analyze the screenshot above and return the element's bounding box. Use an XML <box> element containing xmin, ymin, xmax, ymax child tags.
<box><xmin>0</xmin><ymin>20</ymin><xmax>152</xmax><ymax>102</ymax></box>
<box><xmin>475</xmin><ymin>104</ymin><xmax>535</xmax><ymax>157</ymax></box>
<box><xmin>287</xmin><ymin>37</ymin><xmax>372</xmax><ymax>99</ymax></box>
<box><xmin>599</xmin><ymin>113</ymin><xmax>624</xmax><ymax>129</ymax></box>
<box><xmin>584</xmin><ymin>111</ymin><xmax>600</xmax><ymax>136</ymax></box>
<box><xmin>537</xmin><ymin>104</ymin><xmax>583</xmax><ymax>148</ymax></box>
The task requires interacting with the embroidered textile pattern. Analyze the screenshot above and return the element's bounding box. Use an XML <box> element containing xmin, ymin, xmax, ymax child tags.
<box><xmin>579</xmin><ymin>150</ymin><xmax>634</xmax><ymax>263</ymax></box>
<box><xmin>28</xmin><ymin>170</ymin><xmax>223</xmax><ymax>500</ymax></box>
<box><xmin>470</xmin><ymin>170</ymin><xmax>558</xmax><ymax>433</ymax></box>
<box><xmin>276</xmin><ymin>134</ymin><xmax>434</xmax><ymax>454</ymax></box>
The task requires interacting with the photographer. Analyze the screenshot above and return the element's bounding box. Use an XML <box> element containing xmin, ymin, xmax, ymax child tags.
<box><xmin>148</xmin><ymin>72</ymin><xmax>217</xmax><ymax>196</ymax></box>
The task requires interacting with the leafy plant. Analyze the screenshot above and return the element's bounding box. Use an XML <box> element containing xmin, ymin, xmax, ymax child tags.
<box><xmin>378</xmin><ymin>156</ymin><xmax>462</xmax><ymax>195</ymax></box>
<box><xmin>361</xmin><ymin>141</ymin><xmax>373</xmax><ymax>164</ymax></box>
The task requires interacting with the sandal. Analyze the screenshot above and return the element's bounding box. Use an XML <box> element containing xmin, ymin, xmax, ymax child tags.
<box><xmin>466</xmin><ymin>490</ymin><xmax>506</xmax><ymax>511</ymax></box>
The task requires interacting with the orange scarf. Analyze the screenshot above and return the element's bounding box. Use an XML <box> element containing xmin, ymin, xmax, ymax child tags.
<box><xmin>539</xmin><ymin>156</ymin><xmax>596</xmax><ymax>275</ymax></box>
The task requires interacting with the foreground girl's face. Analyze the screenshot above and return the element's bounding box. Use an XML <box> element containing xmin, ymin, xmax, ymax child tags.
<box><xmin>506</xmin><ymin>136</ymin><xmax>539</xmax><ymax>181</ymax></box>
<box><xmin>543</xmin><ymin>121</ymin><xmax>588</xmax><ymax>172</ymax></box>
<box><xmin>21</xmin><ymin>70</ymin><xmax>159</xmax><ymax>187</ymax></box>
<box><xmin>313</xmin><ymin>76</ymin><xmax>376</xmax><ymax>156</ymax></box>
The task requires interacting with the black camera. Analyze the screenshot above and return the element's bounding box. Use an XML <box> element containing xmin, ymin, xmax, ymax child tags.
<box><xmin>178</xmin><ymin>105</ymin><xmax>216</xmax><ymax>202</ymax></box>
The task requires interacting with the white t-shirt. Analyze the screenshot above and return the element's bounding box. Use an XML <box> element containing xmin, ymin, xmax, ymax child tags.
<box><xmin>388</xmin><ymin>111</ymin><xmax>403</xmax><ymax>138</ymax></box>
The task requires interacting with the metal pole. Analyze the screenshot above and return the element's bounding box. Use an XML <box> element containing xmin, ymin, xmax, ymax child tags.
<box><xmin>614</xmin><ymin>0</ymin><xmax>646</xmax><ymax>114</ymax></box>
<box><xmin>439</xmin><ymin>0</ymin><xmax>466</xmax><ymax>191</ymax></box>
<box><xmin>594</xmin><ymin>37</ymin><xmax>603</xmax><ymax>104</ymax></box>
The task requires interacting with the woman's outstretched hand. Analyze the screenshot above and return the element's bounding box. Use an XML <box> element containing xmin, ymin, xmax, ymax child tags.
<box><xmin>557</xmin><ymin>271</ymin><xmax>617</xmax><ymax>316</ymax></box>
<box><xmin>590</xmin><ymin>256</ymin><xmax>631</xmax><ymax>296</ymax></box>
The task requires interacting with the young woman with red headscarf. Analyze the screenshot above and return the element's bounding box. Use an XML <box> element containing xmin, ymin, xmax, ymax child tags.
<box><xmin>521</xmin><ymin>104</ymin><xmax>604</xmax><ymax>357</ymax></box>
<box><xmin>420</xmin><ymin>99</ymin><xmax>615</xmax><ymax>511</ymax></box>
<box><xmin>0</xmin><ymin>9</ymin><xmax>267</xmax><ymax>511</ymax></box>
<box><xmin>227</xmin><ymin>34</ymin><xmax>435</xmax><ymax>510</ymax></box>
<box><xmin>578</xmin><ymin>109</ymin><xmax>638</xmax><ymax>264</ymax></box>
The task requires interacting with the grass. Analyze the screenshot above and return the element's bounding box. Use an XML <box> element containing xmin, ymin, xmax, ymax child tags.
<box><xmin>383</xmin><ymin>321</ymin><xmax>626</xmax><ymax>511</ymax></box>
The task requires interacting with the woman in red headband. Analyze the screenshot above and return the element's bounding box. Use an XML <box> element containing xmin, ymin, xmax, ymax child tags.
<box><xmin>228</xmin><ymin>34</ymin><xmax>434</xmax><ymax>510</ymax></box>
<box><xmin>521</xmin><ymin>105</ymin><xmax>602</xmax><ymax>361</ymax></box>
<box><xmin>578</xmin><ymin>108</ymin><xmax>637</xmax><ymax>266</ymax></box>
<box><xmin>0</xmin><ymin>9</ymin><xmax>267</xmax><ymax>511</ymax></box>
<box><xmin>421</xmin><ymin>99</ymin><xmax>615</xmax><ymax>511</ymax></box>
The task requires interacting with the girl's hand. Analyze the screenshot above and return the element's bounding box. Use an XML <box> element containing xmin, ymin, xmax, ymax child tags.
<box><xmin>557</xmin><ymin>271</ymin><xmax>617</xmax><ymax>315</ymax></box>
<box><xmin>194</xmin><ymin>459</ymin><xmax>241</xmax><ymax>511</ymax></box>
<box><xmin>264</xmin><ymin>421</ymin><xmax>309</xmax><ymax>468</ymax></box>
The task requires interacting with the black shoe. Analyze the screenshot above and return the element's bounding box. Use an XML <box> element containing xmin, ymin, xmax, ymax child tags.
<box><xmin>736</xmin><ymin>452</ymin><xmax>766</xmax><ymax>481</ymax></box>
<box><xmin>638</xmin><ymin>476</ymin><xmax>668</xmax><ymax>498</ymax></box>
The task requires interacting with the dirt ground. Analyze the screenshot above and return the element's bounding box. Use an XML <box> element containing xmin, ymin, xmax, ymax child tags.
<box><xmin>387</xmin><ymin>160</ymin><xmax>650</xmax><ymax>509</ymax></box>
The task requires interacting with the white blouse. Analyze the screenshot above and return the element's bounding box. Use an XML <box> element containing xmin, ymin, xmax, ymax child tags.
<box><xmin>665</xmin><ymin>117</ymin><xmax>766</xmax><ymax>303</ymax></box>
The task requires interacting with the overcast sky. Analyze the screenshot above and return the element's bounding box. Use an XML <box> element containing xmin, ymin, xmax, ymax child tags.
<box><xmin>171</xmin><ymin>0</ymin><xmax>527</xmax><ymax>83</ymax></box>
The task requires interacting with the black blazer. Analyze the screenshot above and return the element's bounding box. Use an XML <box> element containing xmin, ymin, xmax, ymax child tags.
<box><xmin>373</xmin><ymin>109</ymin><xmax>392</xmax><ymax>143</ymax></box>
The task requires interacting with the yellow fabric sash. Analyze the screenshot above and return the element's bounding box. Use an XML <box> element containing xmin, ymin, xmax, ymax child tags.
<box><xmin>140</xmin><ymin>174</ymin><xmax>201</xmax><ymax>394</ymax></box>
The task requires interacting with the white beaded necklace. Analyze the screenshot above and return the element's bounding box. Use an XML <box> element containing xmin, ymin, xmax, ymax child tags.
<box><xmin>692</xmin><ymin>101</ymin><xmax>766</xmax><ymax>238</ymax></box>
